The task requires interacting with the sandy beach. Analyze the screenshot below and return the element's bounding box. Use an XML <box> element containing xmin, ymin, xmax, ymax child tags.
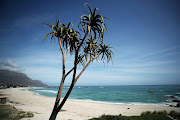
<box><xmin>0</xmin><ymin>87</ymin><xmax>180</xmax><ymax>120</ymax></box>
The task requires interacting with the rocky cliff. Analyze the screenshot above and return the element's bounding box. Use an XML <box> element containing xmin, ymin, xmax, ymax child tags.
<box><xmin>0</xmin><ymin>70</ymin><xmax>47</xmax><ymax>86</ymax></box>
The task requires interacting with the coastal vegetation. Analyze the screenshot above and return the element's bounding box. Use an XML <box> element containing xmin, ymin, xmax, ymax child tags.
<box><xmin>43</xmin><ymin>3</ymin><xmax>112</xmax><ymax>120</ymax></box>
<box><xmin>89</xmin><ymin>111</ymin><xmax>180</xmax><ymax>120</ymax></box>
<box><xmin>0</xmin><ymin>83</ymin><xmax>28</xmax><ymax>89</ymax></box>
<box><xmin>0</xmin><ymin>104</ymin><xmax>34</xmax><ymax>120</ymax></box>
<box><xmin>1</xmin><ymin>105</ymin><xmax>179</xmax><ymax>120</ymax></box>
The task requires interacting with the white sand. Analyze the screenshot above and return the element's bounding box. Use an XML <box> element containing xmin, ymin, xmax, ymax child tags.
<box><xmin>0</xmin><ymin>87</ymin><xmax>180</xmax><ymax>120</ymax></box>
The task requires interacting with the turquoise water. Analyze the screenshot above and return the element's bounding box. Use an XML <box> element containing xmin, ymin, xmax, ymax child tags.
<box><xmin>28</xmin><ymin>85</ymin><xmax>180</xmax><ymax>105</ymax></box>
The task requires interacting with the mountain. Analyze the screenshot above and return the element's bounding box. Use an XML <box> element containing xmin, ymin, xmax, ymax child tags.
<box><xmin>0</xmin><ymin>70</ymin><xmax>47</xmax><ymax>86</ymax></box>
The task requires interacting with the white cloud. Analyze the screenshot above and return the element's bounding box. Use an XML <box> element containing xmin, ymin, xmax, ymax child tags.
<box><xmin>0</xmin><ymin>59</ymin><xmax>22</xmax><ymax>72</ymax></box>
<box><xmin>110</xmin><ymin>68</ymin><xmax>180</xmax><ymax>74</ymax></box>
<box><xmin>126</xmin><ymin>47</ymin><xmax>179</xmax><ymax>63</ymax></box>
<box><xmin>114</xmin><ymin>60</ymin><xmax>176</xmax><ymax>68</ymax></box>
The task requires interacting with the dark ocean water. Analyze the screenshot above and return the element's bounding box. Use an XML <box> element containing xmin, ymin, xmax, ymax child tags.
<box><xmin>28</xmin><ymin>85</ymin><xmax>180</xmax><ymax>105</ymax></box>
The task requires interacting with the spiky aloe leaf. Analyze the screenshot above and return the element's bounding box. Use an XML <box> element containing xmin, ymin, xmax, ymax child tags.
<box><xmin>43</xmin><ymin>32</ymin><xmax>54</xmax><ymax>42</ymax></box>
<box><xmin>67</xmin><ymin>22</ymin><xmax>73</xmax><ymax>28</ymax></box>
<box><xmin>84</xmin><ymin>3</ymin><xmax>92</xmax><ymax>14</ymax></box>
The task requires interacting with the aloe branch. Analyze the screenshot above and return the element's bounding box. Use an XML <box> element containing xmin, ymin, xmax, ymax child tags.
<box><xmin>74</xmin><ymin>54</ymin><xmax>99</xmax><ymax>84</ymax></box>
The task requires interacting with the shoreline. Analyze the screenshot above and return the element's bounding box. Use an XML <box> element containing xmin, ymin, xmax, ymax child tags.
<box><xmin>67</xmin><ymin>99</ymin><xmax>169</xmax><ymax>106</ymax></box>
<box><xmin>27</xmin><ymin>87</ymin><xmax>176</xmax><ymax>107</ymax></box>
<box><xmin>1</xmin><ymin>87</ymin><xmax>180</xmax><ymax>120</ymax></box>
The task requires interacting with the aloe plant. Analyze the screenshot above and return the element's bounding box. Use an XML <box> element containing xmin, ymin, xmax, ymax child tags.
<box><xmin>43</xmin><ymin>3</ymin><xmax>113</xmax><ymax>120</ymax></box>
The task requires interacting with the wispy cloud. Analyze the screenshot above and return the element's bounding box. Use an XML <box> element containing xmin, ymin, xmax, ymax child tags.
<box><xmin>0</xmin><ymin>59</ymin><xmax>22</xmax><ymax>72</ymax></box>
<box><xmin>107</xmin><ymin>46</ymin><xmax>180</xmax><ymax>76</ymax></box>
<box><xmin>115</xmin><ymin>60</ymin><xmax>176</xmax><ymax>68</ymax></box>
<box><xmin>111</xmin><ymin>68</ymin><xmax>180</xmax><ymax>74</ymax></box>
<box><xmin>128</xmin><ymin>46</ymin><xmax>179</xmax><ymax>62</ymax></box>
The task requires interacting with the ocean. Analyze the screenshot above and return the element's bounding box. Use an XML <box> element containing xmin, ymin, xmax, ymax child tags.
<box><xmin>28</xmin><ymin>85</ymin><xmax>180</xmax><ymax>106</ymax></box>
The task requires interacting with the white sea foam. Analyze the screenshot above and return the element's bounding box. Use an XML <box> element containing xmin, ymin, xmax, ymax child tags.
<box><xmin>35</xmin><ymin>92</ymin><xmax>40</xmax><ymax>95</ymax></box>
<box><xmin>69</xmin><ymin>99</ymin><xmax>125</xmax><ymax>105</ymax></box>
<box><xmin>128</xmin><ymin>102</ymin><xmax>166</xmax><ymax>106</ymax></box>
<box><xmin>36</xmin><ymin>90</ymin><xmax>57</xmax><ymax>93</ymax></box>
<box><xmin>166</xmin><ymin>99</ymin><xmax>172</xmax><ymax>102</ymax></box>
<box><xmin>165</xmin><ymin>102</ymin><xmax>178</xmax><ymax>106</ymax></box>
<box><xmin>78</xmin><ymin>87</ymin><xmax>89</xmax><ymax>88</ymax></box>
<box><xmin>175</xmin><ymin>96</ymin><xmax>180</xmax><ymax>100</ymax></box>
<box><xmin>165</xmin><ymin>95</ymin><xmax>180</xmax><ymax>100</ymax></box>
<box><xmin>68</xmin><ymin>99</ymin><xmax>166</xmax><ymax>106</ymax></box>
<box><xmin>176</xmin><ymin>92</ymin><xmax>180</xmax><ymax>95</ymax></box>
<box><xmin>165</xmin><ymin>95</ymin><xmax>173</xmax><ymax>97</ymax></box>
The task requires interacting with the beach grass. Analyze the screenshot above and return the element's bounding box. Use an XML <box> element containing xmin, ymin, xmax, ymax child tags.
<box><xmin>89</xmin><ymin>111</ymin><xmax>180</xmax><ymax>120</ymax></box>
<box><xmin>0</xmin><ymin>104</ymin><xmax>34</xmax><ymax>120</ymax></box>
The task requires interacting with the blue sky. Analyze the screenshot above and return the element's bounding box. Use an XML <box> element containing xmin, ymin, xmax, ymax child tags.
<box><xmin>0</xmin><ymin>0</ymin><xmax>180</xmax><ymax>86</ymax></box>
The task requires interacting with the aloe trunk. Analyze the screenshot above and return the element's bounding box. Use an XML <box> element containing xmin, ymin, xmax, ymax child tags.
<box><xmin>49</xmin><ymin>107</ymin><xmax>58</xmax><ymax>120</ymax></box>
<box><xmin>49</xmin><ymin>51</ymin><xmax>78</xmax><ymax>120</ymax></box>
<box><xmin>49</xmin><ymin>47</ymin><xmax>66</xmax><ymax>120</ymax></box>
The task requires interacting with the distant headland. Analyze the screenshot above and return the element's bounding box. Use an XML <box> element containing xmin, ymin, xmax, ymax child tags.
<box><xmin>0</xmin><ymin>70</ymin><xmax>47</xmax><ymax>88</ymax></box>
